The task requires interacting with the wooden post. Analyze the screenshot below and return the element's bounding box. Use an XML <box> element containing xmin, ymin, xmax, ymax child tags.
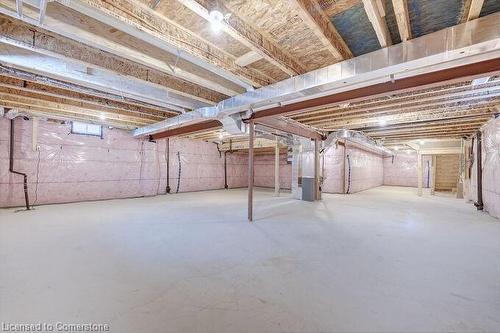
<box><xmin>248</xmin><ymin>120</ymin><xmax>254</xmax><ymax>222</ymax></box>
<box><xmin>417</xmin><ymin>152</ymin><xmax>423</xmax><ymax>196</ymax></box>
<box><xmin>274</xmin><ymin>136</ymin><xmax>280</xmax><ymax>197</ymax></box>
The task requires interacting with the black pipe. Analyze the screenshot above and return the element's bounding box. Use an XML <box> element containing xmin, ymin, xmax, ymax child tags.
<box><xmin>474</xmin><ymin>130</ymin><xmax>483</xmax><ymax>210</ymax></box>
<box><xmin>165</xmin><ymin>138</ymin><xmax>171</xmax><ymax>194</ymax></box>
<box><xmin>346</xmin><ymin>154</ymin><xmax>351</xmax><ymax>194</ymax></box>
<box><xmin>9</xmin><ymin>118</ymin><xmax>30</xmax><ymax>210</ymax></box>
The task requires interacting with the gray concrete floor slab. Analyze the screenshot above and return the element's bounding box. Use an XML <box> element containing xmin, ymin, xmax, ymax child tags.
<box><xmin>1</xmin><ymin>186</ymin><xmax>499</xmax><ymax>333</ymax></box>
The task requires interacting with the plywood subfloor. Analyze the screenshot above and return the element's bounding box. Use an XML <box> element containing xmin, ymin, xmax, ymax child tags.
<box><xmin>1</xmin><ymin>187</ymin><xmax>499</xmax><ymax>332</ymax></box>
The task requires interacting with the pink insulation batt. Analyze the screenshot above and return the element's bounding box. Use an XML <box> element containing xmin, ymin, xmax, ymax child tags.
<box><xmin>0</xmin><ymin>118</ymin><xmax>246</xmax><ymax>207</ymax></box>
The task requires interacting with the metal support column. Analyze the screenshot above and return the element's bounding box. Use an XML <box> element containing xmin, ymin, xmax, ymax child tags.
<box><xmin>474</xmin><ymin>130</ymin><xmax>483</xmax><ymax>210</ymax></box>
<box><xmin>248</xmin><ymin>120</ymin><xmax>254</xmax><ymax>222</ymax></box>
<box><xmin>314</xmin><ymin>139</ymin><xmax>321</xmax><ymax>200</ymax></box>
<box><xmin>274</xmin><ymin>137</ymin><xmax>280</xmax><ymax>197</ymax></box>
<box><xmin>431</xmin><ymin>155</ymin><xmax>436</xmax><ymax>195</ymax></box>
<box><xmin>417</xmin><ymin>152</ymin><xmax>423</xmax><ymax>196</ymax></box>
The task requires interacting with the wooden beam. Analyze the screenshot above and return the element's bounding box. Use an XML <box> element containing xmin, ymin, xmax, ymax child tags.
<box><xmin>0</xmin><ymin>93</ymin><xmax>156</xmax><ymax>124</ymax></box>
<box><xmin>63</xmin><ymin>0</ymin><xmax>271</xmax><ymax>87</ymax></box>
<box><xmin>252</xmin><ymin>58</ymin><xmax>500</xmax><ymax>119</ymax></box>
<box><xmin>391</xmin><ymin>0</ymin><xmax>411</xmax><ymax>41</ymax></box>
<box><xmin>0</xmin><ymin>66</ymin><xmax>173</xmax><ymax>114</ymax></box>
<box><xmin>292</xmin><ymin>0</ymin><xmax>352</xmax><ymax>60</ymax></box>
<box><xmin>462</xmin><ymin>0</ymin><xmax>485</xmax><ymax>22</ymax></box>
<box><xmin>15</xmin><ymin>0</ymin><xmax>22</xmax><ymax>17</ymax></box>
<box><xmin>38</xmin><ymin>0</ymin><xmax>47</xmax><ymax>24</ymax></box>
<box><xmin>358</xmin><ymin>116</ymin><xmax>491</xmax><ymax>132</ymax></box>
<box><xmin>235</xmin><ymin>51</ymin><xmax>263</xmax><ymax>67</ymax></box>
<box><xmin>312</xmin><ymin>105</ymin><xmax>496</xmax><ymax>129</ymax></box>
<box><xmin>10</xmin><ymin>2</ymin><xmax>242</xmax><ymax>96</ymax></box>
<box><xmin>176</xmin><ymin>0</ymin><xmax>306</xmax><ymax>76</ymax></box>
<box><xmin>301</xmin><ymin>95</ymin><xmax>500</xmax><ymax>126</ymax></box>
<box><xmin>0</xmin><ymin>86</ymin><xmax>164</xmax><ymax>121</ymax></box>
<box><xmin>151</xmin><ymin>120</ymin><xmax>222</xmax><ymax>139</ymax></box>
<box><xmin>362</xmin><ymin>0</ymin><xmax>392</xmax><ymax>47</ymax></box>
<box><xmin>293</xmin><ymin>84</ymin><xmax>500</xmax><ymax>123</ymax></box>
<box><xmin>321</xmin><ymin>0</ymin><xmax>360</xmax><ymax>17</ymax></box>
<box><xmin>291</xmin><ymin>79</ymin><xmax>500</xmax><ymax>121</ymax></box>
<box><xmin>0</xmin><ymin>75</ymin><xmax>172</xmax><ymax>117</ymax></box>
<box><xmin>0</xmin><ymin>16</ymin><xmax>225</xmax><ymax>105</ymax></box>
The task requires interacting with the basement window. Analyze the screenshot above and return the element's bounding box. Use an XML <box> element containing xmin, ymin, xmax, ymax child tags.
<box><xmin>71</xmin><ymin>121</ymin><xmax>103</xmax><ymax>138</ymax></box>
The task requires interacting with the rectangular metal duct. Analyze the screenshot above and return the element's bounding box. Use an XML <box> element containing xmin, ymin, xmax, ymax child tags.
<box><xmin>134</xmin><ymin>12</ymin><xmax>500</xmax><ymax>138</ymax></box>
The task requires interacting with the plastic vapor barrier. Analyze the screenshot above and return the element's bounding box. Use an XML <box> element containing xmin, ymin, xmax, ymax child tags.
<box><xmin>481</xmin><ymin>117</ymin><xmax>500</xmax><ymax>219</ymax></box>
<box><xmin>0</xmin><ymin>118</ymin><xmax>247</xmax><ymax>208</ymax></box>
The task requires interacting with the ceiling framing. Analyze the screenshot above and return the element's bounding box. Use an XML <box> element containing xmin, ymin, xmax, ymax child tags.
<box><xmin>0</xmin><ymin>0</ymin><xmax>498</xmax><ymax>145</ymax></box>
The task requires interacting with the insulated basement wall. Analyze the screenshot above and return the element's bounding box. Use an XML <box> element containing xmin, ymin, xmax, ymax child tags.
<box><xmin>253</xmin><ymin>153</ymin><xmax>292</xmax><ymax>189</ymax></box>
<box><xmin>322</xmin><ymin>142</ymin><xmax>384</xmax><ymax>194</ymax></box>
<box><xmin>480</xmin><ymin>117</ymin><xmax>500</xmax><ymax>219</ymax></box>
<box><xmin>346</xmin><ymin>144</ymin><xmax>384</xmax><ymax>193</ymax></box>
<box><xmin>383</xmin><ymin>153</ymin><xmax>432</xmax><ymax>188</ymax></box>
<box><xmin>322</xmin><ymin>143</ymin><xmax>345</xmax><ymax>193</ymax></box>
<box><xmin>0</xmin><ymin>118</ymin><xmax>245</xmax><ymax>208</ymax></box>
<box><xmin>383</xmin><ymin>152</ymin><xmax>418</xmax><ymax>186</ymax></box>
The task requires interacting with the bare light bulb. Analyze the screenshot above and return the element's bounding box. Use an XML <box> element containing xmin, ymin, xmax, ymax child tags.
<box><xmin>209</xmin><ymin>10</ymin><xmax>224</xmax><ymax>33</ymax></box>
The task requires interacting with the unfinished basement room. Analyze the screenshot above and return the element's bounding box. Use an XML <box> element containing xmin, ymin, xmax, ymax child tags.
<box><xmin>1</xmin><ymin>0</ymin><xmax>500</xmax><ymax>332</ymax></box>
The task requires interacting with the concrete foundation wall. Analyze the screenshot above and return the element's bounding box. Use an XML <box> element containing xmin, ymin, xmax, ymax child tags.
<box><xmin>0</xmin><ymin>118</ymin><xmax>245</xmax><ymax>207</ymax></box>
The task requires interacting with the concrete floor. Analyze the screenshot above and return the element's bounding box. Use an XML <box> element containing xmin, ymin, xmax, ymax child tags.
<box><xmin>1</xmin><ymin>186</ymin><xmax>499</xmax><ymax>333</ymax></box>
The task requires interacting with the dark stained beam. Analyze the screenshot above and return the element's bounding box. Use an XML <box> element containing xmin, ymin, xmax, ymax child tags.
<box><xmin>150</xmin><ymin>119</ymin><xmax>222</xmax><ymax>139</ymax></box>
<box><xmin>252</xmin><ymin>58</ymin><xmax>500</xmax><ymax>119</ymax></box>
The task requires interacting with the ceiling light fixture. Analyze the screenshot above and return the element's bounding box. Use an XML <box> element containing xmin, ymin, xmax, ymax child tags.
<box><xmin>218</xmin><ymin>132</ymin><xmax>224</xmax><ymax>139</ymax></box>
<box><xmin>419</xmin><ymin>139</ymin><xmax>425</xmax><ymax>145</ymax></box>
<box><xmin>209</xmin><ymin>10</ymin><xmax>224</xmax><ymax>33</ymax></box>
<box><xmin>378</xmin><ymin>118</ymin><xmax>387</xmax><ymax>126</ymax></box>
<box><xmin>99</xmin><ymin>113</ymin><xmax>106</xmax><ymax>120</ymax></box>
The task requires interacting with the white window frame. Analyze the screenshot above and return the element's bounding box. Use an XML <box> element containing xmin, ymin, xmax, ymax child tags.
<box><xmin>71</xmin><ymin>121</ymin><xmax>103</xmax><ymax>138</ymax></box>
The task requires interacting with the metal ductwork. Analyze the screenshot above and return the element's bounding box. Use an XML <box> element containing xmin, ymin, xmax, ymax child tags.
<box><xmin>325</xmin><ymin>129</ymin><xmax>393</xmax><ymax>156</ymax></box>
<box><xmin>221</xmin><ymin>114</ymin><xmax>247</xmax><ymax>135</ymax></box>
<box><xmin>134</xmin><ymin>12</ymin><xmax>500</xmax><ymax>138</ymax></box>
